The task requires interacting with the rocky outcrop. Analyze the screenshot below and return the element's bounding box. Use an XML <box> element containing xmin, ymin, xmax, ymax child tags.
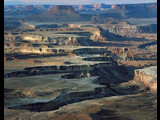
<box><xmin>106</xmin><ymin>24</ymin><xmax>157</xmax><ymax>37</ymax></box>
<box><xmin>38</xmin><ymin>5</ymin><xmax>81</xmax><ymax>22</ymax></box>
<box><xmin>112</xmin><ymin>48</ymin><xmax>134</xmax><ymax>61</ymax></box>
<box><xmin>4</xmin><ymin>34</ymin><xmax>80</xmax><ymax>46</ymax></box>
<box><xmin>46</xmin><ymin>5</ymin><xmax>78</xmax><ymax>15</ymax></box>
<box><xmin>22</xmin><ymin>35</ymin><xmax>44</xmax><ymax>42</ymax></box>
<box><xmin>19</xmin><ymin>22</ymin><xmax>36</xmax><ymax>30</ymax></box>
<box><xmin>106</xmin><ymin>24</ymin><xmax>139</xmax><ymax>36</ymax></box>
<box><xmin>134</xmin><ymin>66</ymin><xmax>157</xmax><ymax>92</ymax></box>
<box><xmin>4</xmin><ymin>47</ymin><xmax>56</xmax><ymax>55</ymax></box>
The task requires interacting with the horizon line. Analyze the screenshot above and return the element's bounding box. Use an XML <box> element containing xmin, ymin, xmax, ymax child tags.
<box><xmin>4</xmin><ymin>2</ymin><xmax>157</xmax><ymax>6</ymax></box>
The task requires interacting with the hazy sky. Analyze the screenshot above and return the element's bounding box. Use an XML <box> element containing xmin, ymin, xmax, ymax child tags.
<box><xmin>4</xmin><ymin>0</ymin><xmax>157</xmax><ymax>5</ymax></box>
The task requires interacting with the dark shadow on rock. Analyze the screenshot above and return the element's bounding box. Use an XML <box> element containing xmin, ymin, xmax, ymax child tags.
<box><xmin>5</xmin><ymin>53</ymin><xmax>68</xmax><ymax>60</ymax></box>
<box><xmin>90</xmin><ymin>109</ymin><xmax>132</xmax><ymax>120</ymax></box>
<box><xmin>4</xmin><ymin>88</ymin><xmax>15</xmax><ymax>93</ymax></box>
<box><xmin>99</xmin><ymin>27</ymin><xmax>149</xmax><ymax>42</ymax></box>
<box><xmin>77</xmin><ymin>37</ymin><xmax>133</xmax><ymax>47</ymax></box>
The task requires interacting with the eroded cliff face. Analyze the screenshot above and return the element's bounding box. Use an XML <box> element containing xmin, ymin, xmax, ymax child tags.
<box><xmin>5</xmin><ymin>35</ymin><xmax>81</xmax><ymax>46</ymax></box>
<box><xmin>134</xmin><ymin>66</ymin><xmax>157</xmax><ymax>92</ymax></box>
<box><xmin>8</xmin><ymin>85</ymin><xmax>119</xmax><ymax>112</ymax></box>
<box><xmin>106</xmin><ymin>24</ymin><xmax>139</xmax><ymax>36</ymax></box>
<box><xmin>4</xmin><ymin>47</ymin><xmax>56</xmax><ymax>55</ymax></box>
<box><xmin>19</xmin><ymin>22</ymin><xmax>36</xmax><ymax>30</ymax></box>
<box><xmin>103</xmin><ymin>24</ymin><xmax>157</xmax><ymax>37</ymax></box>
<box><xmin>37</xmin><ymin>5</ymin><xmax>81</xmax><ymax>21</ymax></box>
<box><xmin>112</xmin><ymin>48</ymin><xmax>134</xmax><ymax>61</ymax></box>
<box><xmin>4</xmin><ymin>46</ymin><xmax>109</xmax><ymax>56</ymax></box>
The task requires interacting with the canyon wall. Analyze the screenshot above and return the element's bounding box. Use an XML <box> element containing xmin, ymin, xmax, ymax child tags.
<box><xmin>4</xmin><ymin>61</ymin><xmax>117</xmax><ymax>79</ymax></box>
<box><xmin>134</xmin><ymin>66</ymin><xmax>157</xmax><ymax>92</ymax></box>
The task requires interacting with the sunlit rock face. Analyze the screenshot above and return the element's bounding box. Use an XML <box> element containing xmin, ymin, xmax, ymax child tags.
<box><xmin>19</xmin><ymin>22</ymin><xmax>36</xmax><ymax>30</ymax></box>
<box><xmin>134</xmin><ymin>66</ymin><xmax>157</xmax><ymax>92</ymax></box>
<box><xmin>112</xmin><ymin>48</ymin><xmax>134</xmax><ymax>61</ymax></box>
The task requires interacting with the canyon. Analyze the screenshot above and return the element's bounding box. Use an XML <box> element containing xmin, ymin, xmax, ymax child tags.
<box><xmin>4</xmin><ymin>3</ymin><xmax>157</xmax><ymax>120</ymax></box>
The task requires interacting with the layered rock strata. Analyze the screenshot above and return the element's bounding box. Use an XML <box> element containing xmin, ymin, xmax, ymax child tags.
<box><xmin>38</xmin><ymin>5</ymin><xmax>81</xmax><ymax>21</ymax></box>
<box><xmin>134</xmin><ymin>66</ymin><xmax>157</xmax><ymax>92</ymax></box>
<box><xmin>8</xmin><ymin>85</ymin><xmax>119</xmax><ymax>112</ymax></box>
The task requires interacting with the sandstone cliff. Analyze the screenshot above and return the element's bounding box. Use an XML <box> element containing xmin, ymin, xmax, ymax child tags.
<box><xmin>112</xmin><ymin>48</ymin><xmax>134</xmax><ymax>61</ymax></box>
<box><xmin>134</xmin><ymin>66</ymin><xmax>157</xmax><ymax>92</ymax></box>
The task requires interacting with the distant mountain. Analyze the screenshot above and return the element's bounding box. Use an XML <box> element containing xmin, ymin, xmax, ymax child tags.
<box><xmin>23</xmin><ymin>5</ymin><xmax>38</xmax><ymax>10</ymax></box>
<box><xmin>4</xmin><ymin>5</ymin><xmax>53</xmax><ymax>11</ymax></box>
<box><xmin>4</xmin><ymin>5</ymin><xmax>45</xmax><ymax>18</ymax></box>
<box><xmin>73</xmin><ymin>3</ymin><xmax>111</xmax><ymax>9</ymax></box>
<box><xmin>4</xmin><ymin>3</ymin><xmax>157</xmax><ymax>21</ymax></box>
<box><xmin>4</xmin><ymin>5</ymin><xmax>26</xmax><ymax>10</ymax></box>
<box><xmin>73</xmin><ymin>3</ymin><xmax>111</xmax><ymax>14</ymax></box>
<box><xmin>102</xmin><ymin>3</ymin><xmax>157</xmax><ymax>18</ymax></box>
<box><xmin>34</xmin><ymin>5</ymin><xmax>54</xmax><ymax>10</ymax></box>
